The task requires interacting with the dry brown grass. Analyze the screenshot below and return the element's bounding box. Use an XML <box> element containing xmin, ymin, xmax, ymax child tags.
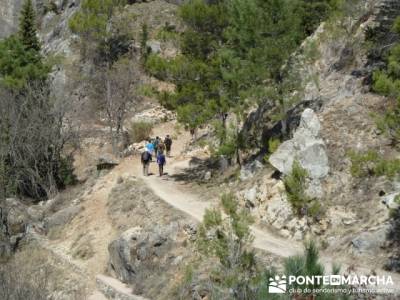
<box><xmin>0</xmin><ymin>247</ymin><xmax>86</xmax><ymax>300</ymax></box>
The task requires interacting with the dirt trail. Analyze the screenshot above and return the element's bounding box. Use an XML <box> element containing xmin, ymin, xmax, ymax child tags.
<box><xmin>135</xmin><ymin>127</ymin><xmax>400</xmax><ymax>291</ymax></box>
<box><xmin>51</xmin><ymin>120</ymin><xmax>400</xmax><ymax>295</ymax></box>
<box><xmin>47</xmin><ymin>122</ymin><xmax>190</xmax><ymax>288</ymax></box>
<box><xmin>141</xmin><ymin>156</ymin><xmax>400</xmax><ymax>285</ymax></box>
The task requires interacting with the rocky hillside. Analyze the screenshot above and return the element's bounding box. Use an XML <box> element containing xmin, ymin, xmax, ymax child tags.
<box><xmin>233</xmin><ymin>0</ymin><xmax>400</xmax><ymax>270</ymax></box>
<box><xmin>2</xmin><ymin>0</ymin><xmax>400</xmax><ymax>299</ymax></box>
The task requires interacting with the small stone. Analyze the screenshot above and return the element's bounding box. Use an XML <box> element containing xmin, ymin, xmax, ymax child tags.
<box><xmin>280</xmin><ymin>229</ymin><xmax>291</xmax><ymax>238</ymax></box>
<box><xmin>342</xmin><ymin>218</ymin><xmax>356</xmax><ymax>226</ymax></box>
<box><xmin>381</xmin><ymin>193</ymin><xmax>400</xmax><ymax>210</ymax></box>
<box><xmin>244</xmin><ymin>187</ymin><xmax>257</xmax><ymax>205</ymax></box>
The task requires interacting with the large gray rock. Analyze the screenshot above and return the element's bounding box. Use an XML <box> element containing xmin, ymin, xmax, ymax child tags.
<box><xmin>44</xmin><ymin>205</ymin><xmax>82</xmax><ymax>229</ymax></box>
<box><xmin>351</xmin><ymin>226</ymin><xmax>388</xmax><ymax>254</ymax></box>
<box><xmin>97</xmin><ymin>154</ymin><xmax>119</xmax><ymax>170</ymax></box>
<box><xmin>0</xmin><ymin>0</ymin><xmax>24</xmax><ymax>38</ymax></box>
<box><xmin>267</xmin><ymin>140</ymin><xmax>295</xmax><ymax>175</ymax></box>
<box><xmin>4</xmin><ymin>198</ymin><xmax>31</xmax><ymax>236</ymax></box>
<box><xmin>146</xmin><ymin>40</ymin><xmax>161</xmax><ymax>54</ymax></box>
<box><xmin>108</xmin><ymin>223</ymin><xmax>180</xmax><ymax>284</ymax></box>
<box><xmin>269</xmin><ymin>109</ymin><xmax>329</xmax><ymax>179</ymax></box>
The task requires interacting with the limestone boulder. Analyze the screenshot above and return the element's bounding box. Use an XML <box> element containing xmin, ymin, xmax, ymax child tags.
<box><xmin>97</xmin><ymin>154</ymin><xmax>120</xmax><ymax>170</ymax></box>
<box><xmin>351</xmin><ymin>226</ymin><xmax>388</xmax><ymax>254</ymax></box>
<box><xmin>108</xmin><ymin>223</ymin><xmax>181</xmax><ymax>284</ymax></box>
<box><xmin>269</xmin><ymin>108</ymin><xmax>329</xmax><ymax>180</ymax></box>
<box><xmin>44</xmin><ymin>205</ymin><xmax>82</xmax><ymax>230</ymax></box>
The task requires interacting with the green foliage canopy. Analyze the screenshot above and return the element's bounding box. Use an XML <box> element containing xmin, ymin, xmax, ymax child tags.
<box><xmin>0</xmin><ymin>36</ymin><xmax>49</xmax><ymax>89</ymax></box>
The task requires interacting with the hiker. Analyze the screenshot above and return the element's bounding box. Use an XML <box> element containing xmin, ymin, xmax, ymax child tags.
<box><xmin>157</xmin><ymin>151</ymin><xmax>166</xmax><ymax>177</ymax></box>
<box><xmin>157</xmin><ymin>140</ymin><xmax>165</xmax><ymax>155</ymax></box>
<box><xmin>146</xmin><ymin>139</ymin><xmax>154</xmax><ymax>154</ymax></box>
<box><xmin>164</xmin><ymin>135</ymin><xmax>172</xmax><ymax>157</ymax></box>
<box><xmin>141</xmin><ymin>150</ymin><xmax>152</xmax><ymax>176</ymax></box>
<box><xmin>153</xmin><ymin>136</ymin><xmax>160</xmax><ymax>156</ymax></box>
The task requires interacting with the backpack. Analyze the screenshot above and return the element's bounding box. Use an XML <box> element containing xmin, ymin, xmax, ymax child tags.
<box><xmin>142</xmin><ymin>151</ymin><xmax>151</xmax><ymax>163</ymax></box>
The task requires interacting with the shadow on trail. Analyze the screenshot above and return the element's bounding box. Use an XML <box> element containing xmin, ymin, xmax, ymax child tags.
<box><xmin>169</xmin><ymin>157</ymin><xmax>219</xmax><ymax>183</ymax></box>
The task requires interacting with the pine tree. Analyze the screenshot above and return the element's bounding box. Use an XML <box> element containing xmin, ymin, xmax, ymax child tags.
<box><xmin>19</xmin><ymin>0</ymin><xmax>41</xmax><ymax>52</ymax></box>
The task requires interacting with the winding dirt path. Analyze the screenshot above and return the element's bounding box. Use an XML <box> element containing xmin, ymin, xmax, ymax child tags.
<box><xmin>58</xmin><ymin>121</ymin><xmax>400</xmax><ymax>296</ymax></box>
<box><xmin>141</xmin><ymin>157</ymin><xmax>400</xmax><ymax>293</ymax></box>
<box><xmin>133</xmin><ymin>127</ymin><xmax>400</xmax><ymax>292</ymax></box>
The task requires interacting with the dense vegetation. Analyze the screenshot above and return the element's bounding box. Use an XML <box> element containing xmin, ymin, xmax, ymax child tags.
<box><xmin>0</xmin><ymin>0</ymin><xmax>75</xmax><ymax>201</ymax></box>
<box><xmin>145</xmin><ymin>0</ymin><xmax>340</xmax><ymax>160</ymax></box>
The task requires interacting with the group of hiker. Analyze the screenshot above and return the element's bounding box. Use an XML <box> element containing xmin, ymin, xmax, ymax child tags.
<box><xmin>141</xmin><ymin>135</ymin><xmax>173</xmax><ymax>177</ymax></box>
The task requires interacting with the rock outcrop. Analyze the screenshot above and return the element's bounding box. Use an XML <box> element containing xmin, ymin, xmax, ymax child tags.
<box><xmin>0</xmin><ymin>198</ymin><xmax>43</xmax><ymax>260</ymax></box>
<box><xmin>108</xmin><ymin>223</ymin><xmax>181</xmax><ymax>283</ymax></box>
<box><xmin>269</xmin><ymin>108</ymin><xmax>329</xmax><ymax>180</ymax></box>
<box><xmin>130</xmin><ymin>105</ymin><xmax>176</xmax><ymax>125</ymax></box>
<box><xmin>0</xmin><ymin>0</ymin><xmax>24</xmax><ymax>38</ymax></box>
<box><xmin>108</xmin><ymin>222</ymin><xmax>191</xmax><ymax>297</ymax></box>
<box><xmin>241</xmin><ymin>98</ymin><xmax>323</xmax><ymax>151</ymax></box>
<box><xmin>97</xmin><ymin>154</ymin><xmax>120</xmax><ymax>171</ymax></box>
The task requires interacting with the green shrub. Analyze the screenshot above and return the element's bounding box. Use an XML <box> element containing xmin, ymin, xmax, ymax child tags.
<box><xmin>137</xmin><ymin>84</ymin><xmax>158</xmax><ymax>98</ymax></box>
<box><xmin>372</xmin><ymin>17</ymin><xmax>400</xmax><ymax>143</ymax></box>
<box><xmin>130</xmin><ymin>121</ymin><xmax>153</xmax><ymax>143</ymax></box>
<box><xmin>283</xmin><ymin>241</ymin><xmax>349</xmax><ymax>299</ymax></box>
<box><xmin>58</xmin><ymin>156</ymin><xmax>77</xmax><ymax>187</ymax></box>
<box><xmin>196</xmin><ymin>193</ymin><xmax>258</xmax><ymax>299</ymax></box>
<box><xmin>284</xmin><ymin>161</ymin><xmax>312</xmax><ymax>214</ymax></box>
<box><xmin>145</xmin><ymin>54</ymin><xmax>170</xmax><ymax>80</ymax></box>
<box><xmin>155</xmin><ymin>23</ymin><xmax>179</xmax><ymax>42</ymax></box>
<box><xmin>268</xmin><ymin>137</ymin><xmax>281</xmax><ymax>154</ymax></box>
<box><xmin>217</xmin><ymin>140</ymin><xmax>237</xmax><ymax>157</ymax></box>
<box><xmin>263</xmin><ymin>137</ymin><xmax>281</xmax><ymax>163</ymax></box>
<box><xmin>348</xmin><ymin>150</ymin><xmax>400</xmax><ymax>178</ymax></box>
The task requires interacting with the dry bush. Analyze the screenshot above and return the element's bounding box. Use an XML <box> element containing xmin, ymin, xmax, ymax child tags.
<box><xmin>0</xmin><ymin>247</ymin><xmax>86</xmax><ymax>300</ymax></box>
<box><xmin>0</xmin><ymin>248</ymin><xmax>52</xmax><ymax>300</ymax></box>
<box><xmin>130</xmin><ymin>121</ymin><xmax>153</xmax><ymax>143</ymax></box>
<box><xmin>0</xmin><ymin>82</ymin><xmax>79</xmax><ymax>200</ymax></box>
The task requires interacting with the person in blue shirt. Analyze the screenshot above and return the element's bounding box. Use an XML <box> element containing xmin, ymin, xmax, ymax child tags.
<box><xmin>157</xmin><ymin>152</ymin><xmax>166</xmax><ymax>177</ymax></box>
<box><xmin>146</xmin><ymin>139</ymin><xmax>154</xmax><ymax>154</ymax></box>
